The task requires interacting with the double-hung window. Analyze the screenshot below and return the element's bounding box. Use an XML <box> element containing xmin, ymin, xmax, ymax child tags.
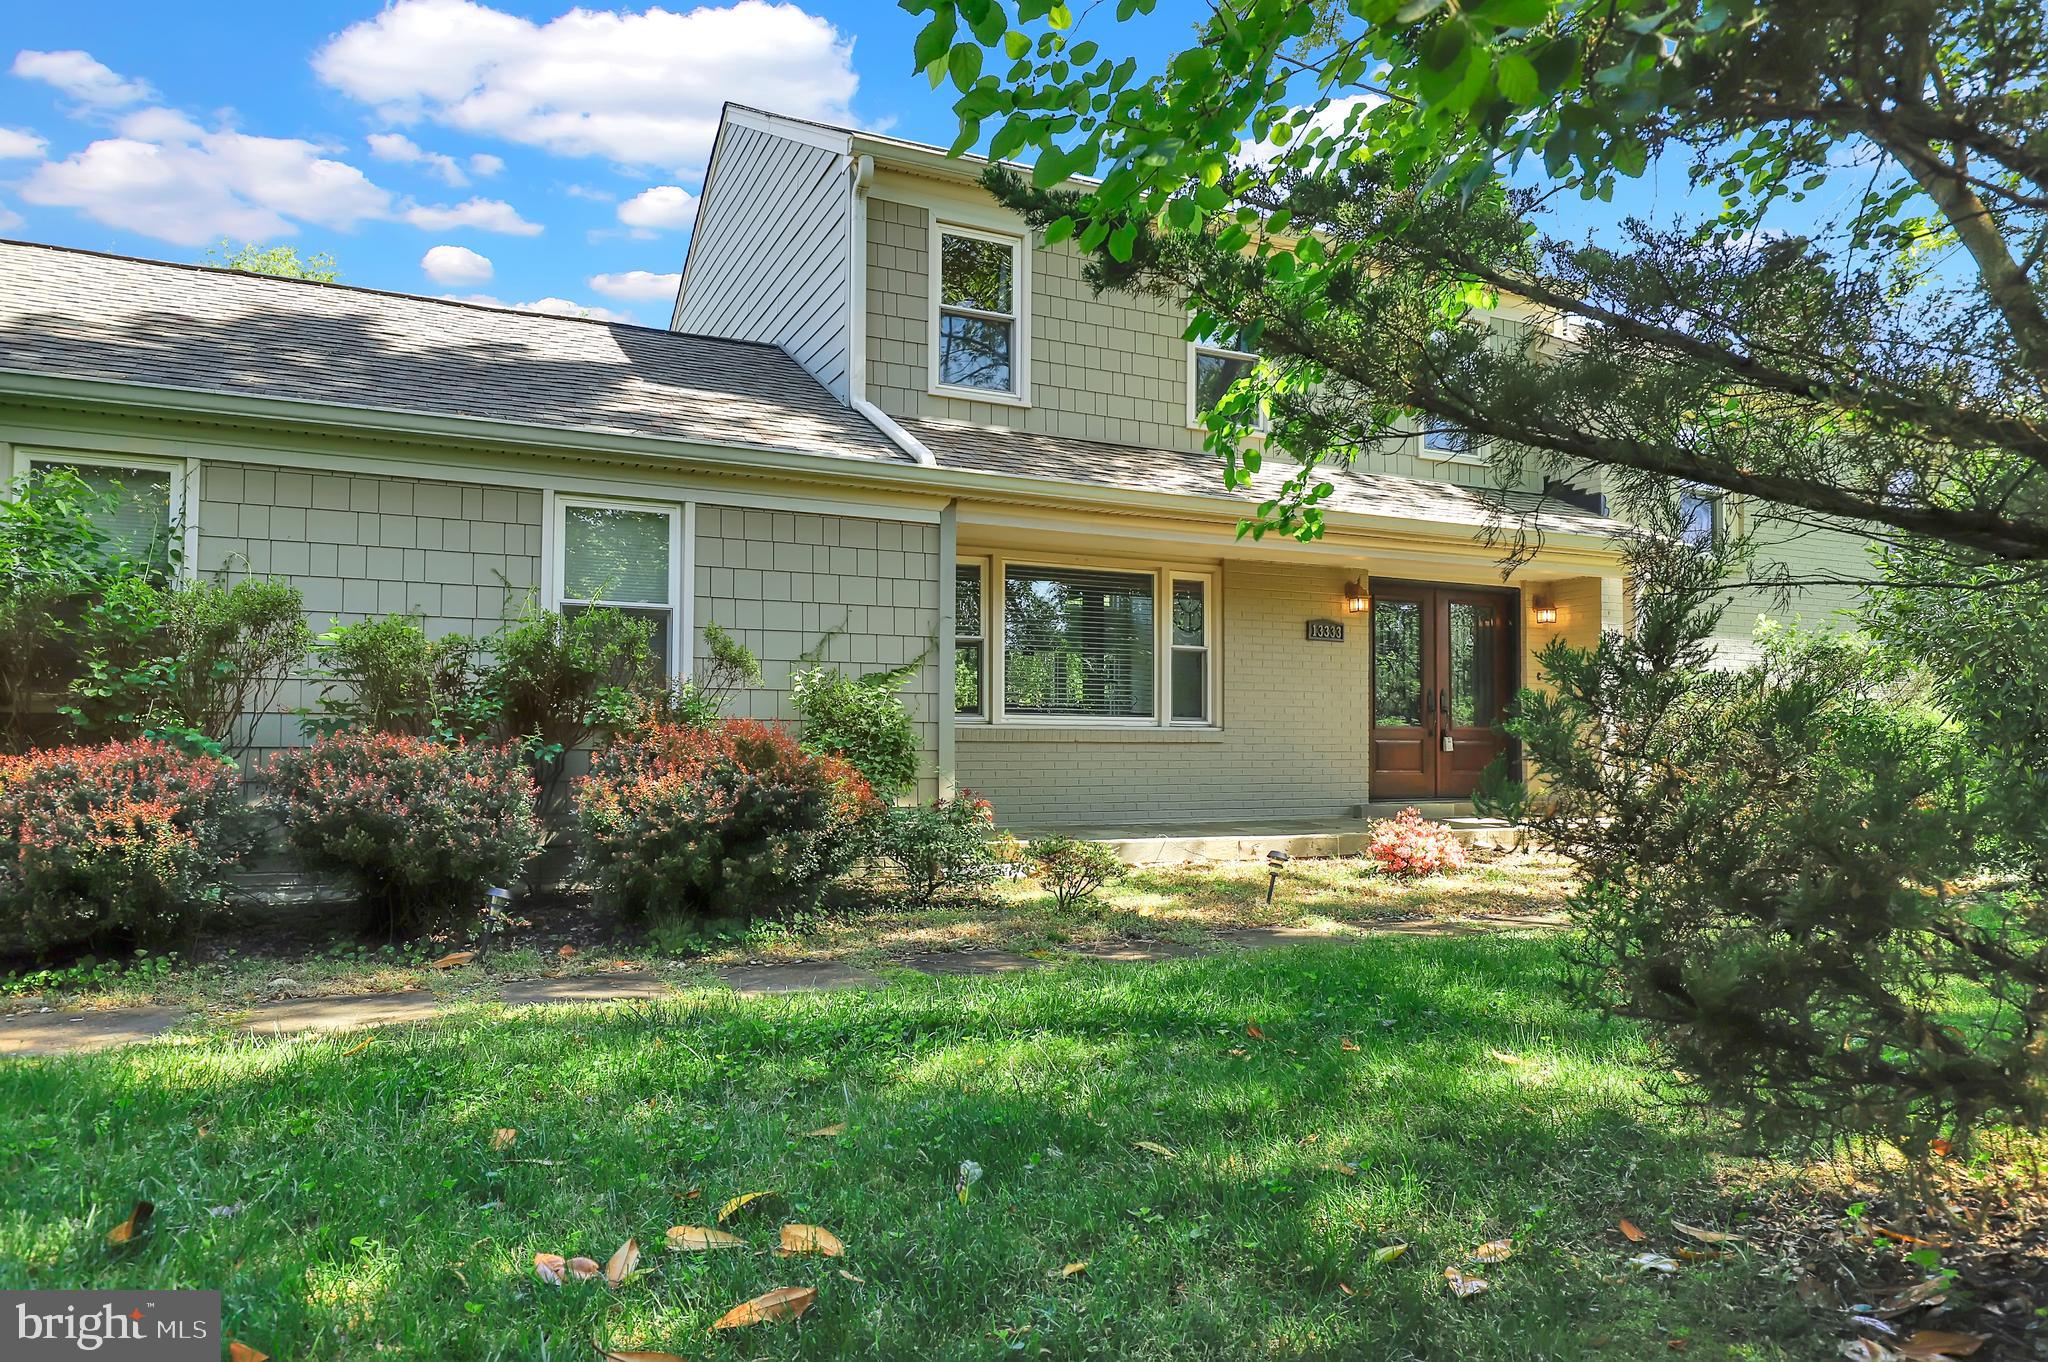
<box><xmin>555</xmin><ymin>498</ymin><xmax>683</xmax><ymax>676</ymax></box>
<box><xmin>1678</xmin><ymin>485</ymin><xmax>1725</xmax><ymax>547</ymax></box>
<box><xmin>954</xmin><ymin>562</ymin><xmax>986</xmax><ymax>717</ymax></box>
<box><xmin>1421</xmin><ymin>423</ymin><xmax>1483</xmax><ymax>462</ymax></box>
<box><xmin>24</xmin><ymin>451</ymin><xmax>185</xmax><ymax>573</ymax></box>
<box><xmin>932</xmin><ymin>224</ymin><xmax>1025</xmax><ymax>401</ymax></box>
<box><xmin>1188</xmin><ymin>325</ymin><xmax>1262</xmax><ymax>428</ymax></box>
<box><xmin>960</xmin><ymin>559</ymin><xmax>1216</xmax><ymax>727</ymax></box>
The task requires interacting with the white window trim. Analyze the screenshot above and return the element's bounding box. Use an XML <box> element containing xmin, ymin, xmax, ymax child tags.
<box><xmin>928</xmin><ymin>219</ymin><xmax>1031</xmax><ymax>407</ymax></box>
<box><xmin>15</xmin><ymin>446</ymin><xmax>200</xmax><ymax>579</ymax></box>
<box><xmin>543</xmin><ymin>490</ymin><xmax>691</xmax><ymax>678</ymax></box>
<box><xmin>954</xmin><ymin>557</ymin><xmax>989</xmax><ymax>719</ymax></box>
<box><xmin>1417</xmin><ymin>426</ymin><xmax>1487</xmax><ymax>466</ymax></box>
<box><xmin>1185</xmin><ymin>336</ymin><xmax>1269</xmax><ymax>432</ymax></box>
<box><xmin>1678</xmin><ymin>483</ymin><xmax>1727</xmax><ymax>547</ymax></box>
<box><xmin>967</xmin><ymin>551</ymin><xmax>1221</xmax><ymax>731</ymax></box>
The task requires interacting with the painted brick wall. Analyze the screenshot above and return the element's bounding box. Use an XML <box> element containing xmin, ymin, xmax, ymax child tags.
<box><xmin>195</xmin><ymin>462</ymin><xmax>543</xmax><ymax>753</ymax></box>
<box><xmin>864</xmin><ymin>196</ymin><xmax>1531</xmax><ymax>492</ymax></box>
<box><xmin>694</xmin><ymin>505</ymin><xmax>943</xmax><ymax>800</ymax></box>
<box><xmin>955</xmin><ymin>560</ymin><xmax>1370</xmax><ymax>825</ymax></box>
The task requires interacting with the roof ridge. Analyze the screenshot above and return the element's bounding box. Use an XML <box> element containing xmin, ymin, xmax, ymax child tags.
<box><xmin>0</xmin><ymin>236</ymin><xmax>786</xmax><ymax>351</ymax></box>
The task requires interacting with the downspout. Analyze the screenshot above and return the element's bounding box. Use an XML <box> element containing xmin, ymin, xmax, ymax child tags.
<box><xmin>845</xmin><ymin>152</ymin><xmax>937</xmax><ymax>467</ymax></box>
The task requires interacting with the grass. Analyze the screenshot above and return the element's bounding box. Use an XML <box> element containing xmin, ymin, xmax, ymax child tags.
<box><xmin>0</xmin><ymin>935</ymin><xmax>1830</xmax><ymax>1360</ymax></box>
<box><xmin>1</xmin><ymin>851</ymin><xmax>1574</xmax><ymax>1013</ymax></box>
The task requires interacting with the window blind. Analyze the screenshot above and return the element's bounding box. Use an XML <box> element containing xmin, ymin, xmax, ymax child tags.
<box><xmin>562</xmin><ymin>505</ymin><xmax>669</xmax><ymax>604</ymax></box>
<box><xmin>1003</xmin><ymin>565</ymin><xmax>1156</xmax><ymax>718</ymax></box>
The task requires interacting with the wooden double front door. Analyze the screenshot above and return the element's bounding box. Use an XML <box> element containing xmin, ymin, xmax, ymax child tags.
<box><xmin>1369</xmin><ymin>583</ymin><xmax>1517</xmax><ymax>800</ymax></box>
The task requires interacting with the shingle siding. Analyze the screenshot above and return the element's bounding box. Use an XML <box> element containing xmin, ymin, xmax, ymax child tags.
<box><xmin>197</xmin><ymin>463</ymin><xmax>543</xmax><ymax>755</ymax></box>
<box><xmin>695</xmin><ymin>505</ymin><xmax>943</xmax><ymax>800</ymax></box>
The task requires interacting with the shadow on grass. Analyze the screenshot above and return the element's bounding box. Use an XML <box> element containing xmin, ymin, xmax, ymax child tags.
<box><xmin>0</xmin><ymin>938</ymin><xmax>1819</xmax><ymax>1361</ymax></box>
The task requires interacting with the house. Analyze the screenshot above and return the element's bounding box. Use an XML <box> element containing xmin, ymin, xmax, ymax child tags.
<box><xmin>0</xmin><ymin>104</ymin><xmax>1867</xmax><ymax>829</ymax></box>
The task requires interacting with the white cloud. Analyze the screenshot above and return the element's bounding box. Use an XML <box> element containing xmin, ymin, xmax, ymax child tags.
<box><xmin>369</xmin><ymin>131</ymin><xmax>469</xmax><ymax>185</ymax></box>
<box><xmin>1246</xmin><ymin>94</ymin><xmax>1382</xmax><ymax>166</ymax></box>
<box><xmin>0</xmin><ymin>127</ymin><xmax>47</xmax><ymax>160</ymax></box>
<box><xmin>21</xmin><ymin>120</ymin><xmax>392</xmax><ymax>246</ymax></box>
<box><xmin>313</xmin><ymin>0</ymin><xmax>858</xmax><ymax>174</ymax></box>
<box><xmin>421</xmin><ymin>242</ymin><xmax>493</xmax><ymax>284</ymax></box>
<box><xmin>588</xmin><ymin>269</ymin><xmax>680</xmax><ymax>302</ymax></box>
<box><xmin>616</xmin><ymin>184</ymin><xmax>696</xmax><ymax>235</ymax></box>
<box><xmin>11</xmin><ymin>50</ymin><xmax>155</xmax><ymax>107</ymax></box>
<box><xmin>115</xmin><ymin>108</ymin><xmax>204</xmax><ymax>141</ymax></box>
<box><xmin>0</xmin><ymin>203</ymin><xmax>22</xmax><ymax>232</ymax></box>
<box><xmin>445</xmin><ymin>291</ymin><xmax>632</xmax><ymax>323</ymax></box>
<box><xmin>468</xmin><ymin>152</ymin><xmax>504</xmax><ymax>177</ymax></box>
<box><xmin>401</xmin><ymin>195</ymin><xmax>542</xmax><ymax>234</ymax></box>
<box><xmin>563</xmin><ymin>183</ymin><xmax>613</xmax><ymax>202</ymax></box>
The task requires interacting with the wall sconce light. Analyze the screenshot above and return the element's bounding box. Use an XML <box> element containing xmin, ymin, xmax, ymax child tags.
<box><xmin>1532</xmin><ymin>596</ymin><xmax>1558</xmax><ymax>625</ymax></box>
<box><xmin>1343</xmin><ymin>580</ymin><xmax>1369</xmax><ymax>614</ymax></box>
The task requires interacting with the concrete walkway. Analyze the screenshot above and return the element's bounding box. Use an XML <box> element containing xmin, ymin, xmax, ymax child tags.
<box><xmin>0</xmin><ymin>914</ymin><xmax>1566</xmax><ymax>1060</ymax></box>
<box><xmin>1017</xmin><ymin>810</ymin><xmax>1524</xmax><ymax>865</ymax></box>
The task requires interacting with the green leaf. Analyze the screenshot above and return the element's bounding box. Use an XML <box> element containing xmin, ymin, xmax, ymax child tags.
<box><xmin>948</xmin><ymin>43</ymin><xmax>984</xmax><ymax>92</ymax></box>
<box><xmin>1042</xmin><ymin>215</ymin><xmax>1076</xmax><ymax>245</ymax></box>
<box><xmin>913</xmin><ymin>14</ymin><xmax>956</xmax><ymax>70</ymax></box>
<box><xmin>1049</xmin><ymin>2</ymin><xmax>1074</xmax><ymax>29</ymax></box>
<box><xmin>1396</xmin><ymin>0</ymin><xmax>1448</xmax><ymax>20</ymax></box>
<box><xmin>1496</xmin><ymin>52</ymin><xmax>1540</xmax><ymax>104</ymax></box>
<box><xmin>1107</xmin><ymin>222</ymin><xmax>1139</xmax><ymax>262</ymax></box>
<box><xmin>1611</xmin><ymin>132</ymin><xmax>1649</xmax><ymax>178</ymax></box>
<box><xmin>1003</xmin><ymin>30</ymin><xmax>1030</xmax><ymax>59</ymax></box>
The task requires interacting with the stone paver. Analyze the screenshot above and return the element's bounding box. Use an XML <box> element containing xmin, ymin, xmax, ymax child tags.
<box><xmin>498</xmin><ymin>972</ymin><xmax>669</xmax><ymax>1006</ymax></box>
<box><xmin>719</xmin><ymin>961</ymin><xmax>885</xmax><ymax>996</ymax></box>
<box><xmin>238</xmin><ymin>990</ymin><xmax>442</xmax><ymax>1036</ymax></box>
<box><xmin>0</xmin><ymin>1007</ymin><xmax>181</xmax><ymax>1058</ymax></box>
<box><xmin>1</xmin><ymin>914</ymin><xmax>1566</xmax><ymax>1058</ymax></box>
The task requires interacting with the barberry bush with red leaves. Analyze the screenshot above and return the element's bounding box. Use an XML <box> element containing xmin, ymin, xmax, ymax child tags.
<box><xmin>577</xmin><ymin>719</ymin><xmax>879</xmax><ymax>919</ymax></box>
<box><xmin>1364</xmin><ymin>807</ymin><xmax>1468</xmax><ymax>879</ymax></box>
<box><xmin>0</xmin><ymin>738</ymin><xmax>237</xmax><ymax>954</ymax></box>
<box><xmin>271</xmin><ymin>732</ymin><xmax>540</xmax><ymax>935</ymax></box>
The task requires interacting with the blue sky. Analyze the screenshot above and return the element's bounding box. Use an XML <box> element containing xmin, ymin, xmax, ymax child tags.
<box><xmin>0</xmin><ymin>1</ymin><xmax>1725</xmax><ymax>329</ymax></box>
<box><xmin>0</xmin><ymin>1</ymin><xmax>1212</xmax><ymax>326</ymax></box>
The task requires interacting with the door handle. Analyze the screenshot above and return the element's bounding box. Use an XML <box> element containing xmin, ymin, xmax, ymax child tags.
<box><xmin>1439</xmin><ymin>688</ymin><xmax>1448</xmax><ymax>728</ymax></box>
<box><xmin>1424</xmin><ymin>687</ymin><xmax>1435</xmax><ymax>737</ymax></box>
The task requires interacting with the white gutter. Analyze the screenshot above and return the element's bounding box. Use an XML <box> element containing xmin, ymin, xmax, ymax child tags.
<box><xmin>844</xmin><ymin>152</ymin><xmax>936</xmax><ymax>467</ymax></box>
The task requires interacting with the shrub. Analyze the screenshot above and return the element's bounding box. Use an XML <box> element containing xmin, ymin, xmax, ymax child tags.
<box><xmin>0</xmin><ymin>739</ymin><xmax>236</xmax><ymax>955</ymax></box>
<box><xmin>302</xmin><ymin>615</ymin><xmax>488</xmax><ymax>740</ymax></box>
<box><xmin>577</xmin><ymin>719</ymin><xmax>879</xmax><ymax>918</ymax></box>
<box><xmin>636</xmin><ymin>622</ymin><xmax>761</xmax><ymax>729</ymax></box>
<box><xmin>869</xmin><ymin>791</ymin><xmax>1005</xmax><ymax>906</ymax></box>
<box><xmin>790</xmin><ymin>666</ymin><xmax>920</xmax><ymax>797</ymax></box>
<box><xmin>1027</xmin><ymin>835</ymin><xmax>1125</xmax><ymax>912</ymax></box>
<box><xmin>66</xmin><ymin>576</ymin><xmax>312</xmax><ymax>755</ymax></box>
<box><xmin>1363</xmin><ymin>808</ymin><xmax>1467</xmax><ymax>878</ymax></box>
<box><xmin>271</xmin><ymin>733</ymin><xmax>540</xmax><ymax>935</ymax></box>
<box><xmin>485</xmin><ymin>599</ymin><xmax>659</xmax><ymax>809</ymax></box>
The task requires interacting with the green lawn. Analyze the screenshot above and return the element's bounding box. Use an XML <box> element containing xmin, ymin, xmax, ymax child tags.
<box><xmin>0</xmin><ymin>937</ymin><xmax>1827</xmax><ymax>1360</ymax></box>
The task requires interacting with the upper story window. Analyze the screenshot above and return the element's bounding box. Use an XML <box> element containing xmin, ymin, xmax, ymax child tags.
<box><xmin>1188</xmin><ymin>324</ymin><xmax>1263</xmax><ymax>428</ymax></box>
<box><xmin>1421</xmin><ymin>423</ymin><xmax>1484</xmax><ymax>463</ymax></box>
<box><xmin>25</xmin><ymin>451</ymin><xmax>184</xmax><ymax>573</ymax></box>
<box><xmin>1678</xmin><ymin>485</ymin><xmax>1725</xmax><ymax>547</ymax></box>
<box><xmin>931</xmin><ymin>223</ymin><xmax>1027</xmax><ymax>403</ymax></box>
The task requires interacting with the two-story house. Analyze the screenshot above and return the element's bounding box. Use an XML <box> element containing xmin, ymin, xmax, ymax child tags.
<box><xmin>0</xmin><ymin>102</ymin><xmax>1864</xmax><ymax>831</ymax></box>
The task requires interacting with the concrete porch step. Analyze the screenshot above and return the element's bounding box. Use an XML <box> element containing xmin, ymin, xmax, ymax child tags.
<box><xmin>1016</xmin><ymin>809</ymin><xmax>1525</xmax><ymax>866</ymax></box>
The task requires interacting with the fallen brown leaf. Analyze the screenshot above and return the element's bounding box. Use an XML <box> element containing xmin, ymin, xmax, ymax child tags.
<box><xmin>667</xmin><ymin>1225</ymin><xmax>746</xmax><ymax>1251</ymax></box>
<box><xmin>534</xmin><ymin>1253</ymin><xmax>567</xmax><ymax>1285</ymax></box>
<box><xmin>1873</xmin><ymin>1224</ymin><xmax>1948</xmax><ymax>1248</ymax></box>
<box><xmin>491</xmin><ymin>1128</ymin><xmax>517</xmax><ymax>1150</ymax></box>
<box><xmin>1897</xmin><ymin>1332</ymin><xmax>1986</xmax><ymax>1359</ymax></box>
<box><xmin>1675</xmin><ymin>1248</ymin><xmax>1727</xmax><ymax>1262</ymax></box>
<box><xmin>428</xmin><ymin>951</ymin><xmax>476</xmax><ymax>970</ymax></box>
<box><xmin>227</xmin><ymin>1343</ymin><xmax>268</xmax><ymax>1362</ymax></box>
<box><xmin>557</xmin><ymin>945</ymin><xmax>577</xmax><ymax>959</ymax></box>
<box><xmin>710</xmin><ymin>1285</ymin><xmax>818</xmax><ymax>1329</ymax></box>
<box><xmin>1472</xmin><ymin>1239</ymin><xmax>1514</xmax><ymax>1263</ymax></box>
<box><xmin>1061</xmin><ymin>1261</ymin><xmax>1088</xmax><ymax>1278</ymax></box>
<box><xmin>1488</xmin><ymin>1049</ymin><xmax>1525</xmax><ymax>1065</ymax></box>
<box><xmin>837</xmin><ymin>1269</ymin><xmax>865</xmax><ymax>1284</ymax></box>
<box><xmin>1444</xmin><ymin>1267</ymin><xmax>1489</xmax><ymax>1298</ymax></box>
<box><xmin>567</xmin><ymin>1256</ymin><xmax>603</xmax><ymax>1282</ymax></box>
<box><xmin>804</xmin><ymin>1123</ymin><xmax>848</xmax><ymax>1137</ymax></box>
<box><xmin>341</xmin><ymin>1039</ymin><xmax>370</xmax><ymax>1057</ymax></box>
<box><xmin>105</xmin><ymin>1200</ymin><xmax>154</xmax><ymax>1247</ymax></box>
<box><xmin>1339</xmin><ymin>1037</ymin><xmax>1360</xmax><ymax>1052</ymax></box>
<box><xmin>778</xmin><ymin>1224</ymin><xmax>844</xmax><ymax>1258</ymax></box>
<box><xmin>1876</xmin><ymin>1279</ymin><xmax>1949</xmax><ymax>1317</ymax></box>
<box><xmin>1370</xmin><ymin>1244</ymin><xmax>1409</xmax><ymax>1265</ymax></box>
<box><xmin>603</xmin><ymin>1237</ymin><xmax>640</xmax><ymax>1288</ymax></box>
<box><xmin>1131</xmin><ymin>1140</ymin><xmax>1176</xmax><ymax>1159</ymax></box>
<box><xmin>1671</xmin><ymin>1221</ymin><xmax>1744</xmax><ymax>1246</ymax></box>
<box><xmin>1619</xmin><ymin>1219</ymin><xmax>1647</xmax><ymax>1243</ymax></box>
<box><xmin>1839</xmin><ymin>1341</ymin><xmax>1889</xmax><ymax>1361</ymax></box>
<box><xmin>717</xmin><ymin>1190</ymin><xmax>780</xmax><ymax>1223</ymax></box>
<box><xmin>1246</xmin><ymin>1024</ymin><xmax>1268</xmax><ymax>1041</ymax></box>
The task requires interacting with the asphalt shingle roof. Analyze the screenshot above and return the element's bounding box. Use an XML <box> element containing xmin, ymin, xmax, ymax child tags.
<box><xmin>902</xmin><ymin>417</ymin><xmax>1623</xmax><ymax>538</ymax></box>
<box><xmin>0</xmin><ymin>239</ymin><xmax>906</xmax><ymax>463</ymax></box>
